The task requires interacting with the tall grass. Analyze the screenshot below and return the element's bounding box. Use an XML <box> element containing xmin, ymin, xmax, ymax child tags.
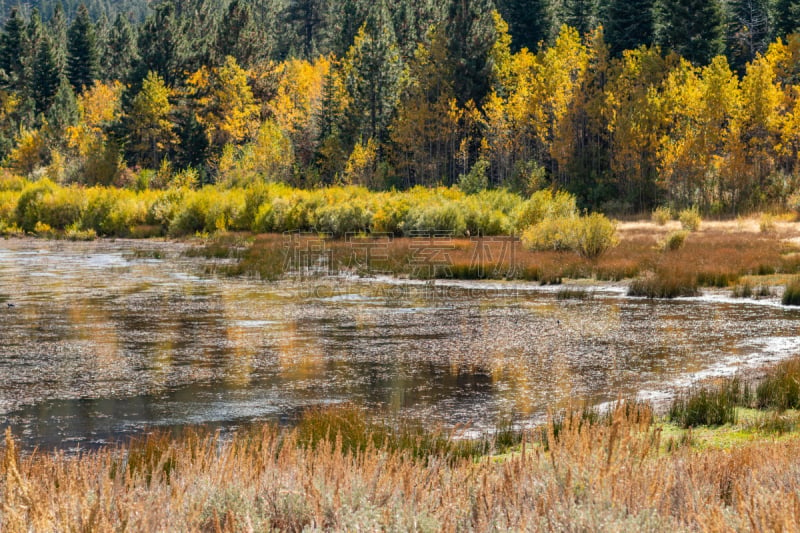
<box><xmin>668</xmin><ymin>378</ymin><xmax>744</xmax><ymax>428</ymax></box>
<box><xmin>628</xmin><ymin>270</ymin><xmax>699</xmax><ymax>298</ymax></box>
<box><xmin>7</xmin><ymin>400</ymin><xmax>800</xmax><ymax>531</ymax></box>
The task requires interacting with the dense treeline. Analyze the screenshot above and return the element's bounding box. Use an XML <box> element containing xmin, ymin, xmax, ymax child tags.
<box><xmin>2</xmin><ymin>0</ymin><xmax>800</xmax><ymax>213</ymax></box>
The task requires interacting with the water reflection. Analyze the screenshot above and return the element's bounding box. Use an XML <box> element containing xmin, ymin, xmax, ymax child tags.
<box><xmin>1</xmin><ymin>239</ymin><xmax>799</xmax><ymax>449</ymax></box>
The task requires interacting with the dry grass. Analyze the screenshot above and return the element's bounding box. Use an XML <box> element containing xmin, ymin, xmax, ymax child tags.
<box><xmin>5</xmin><ymin>401</ymin><xmax>800</xmax><ymax>531</ymax></box>
<box><xmin>213</xmin><ymin>220</ymin><xmax>800</xmax><ymax>289</ymax></box>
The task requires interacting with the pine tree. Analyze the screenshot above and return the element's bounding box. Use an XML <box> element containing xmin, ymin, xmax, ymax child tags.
<box><xmin>46</xmin><ymin>76</ymin><xmax>79</xmax><ymax>132</ymax></box>
<box><xmin>325</xmin><ymin>0</ymin><xmax>366</xmax><ymax>58</ymax></box>
<box><xmin>727</xmin><ymin>0</ymin><xmax>770</xmax><ymax>70</ymax></box>
<box><xmin>48</xmin><ymin>2</ymin><xmax>69</xmax><ymax>74</ymax></box>
<box><xmin>602</xmin><ymin>0</ymin><xmax>654</xmax><ymax>56</ymax></box>
<box><xmin>343</xmin><ymin>0</ymin><xmax>403</xmax><ymax>145</ymax></box>
<box><xmin>496</xmin><ymin>0</ymin><xmax>551</xmax><ymax>51</ymax></box>
<box><xmin>557</xmin><ymin>0</ymin><xmax>597</xmax><ymax>37</ymax></box>
<box><xmin>67</xmin><ymin>4</ymin><xmax>99</xmax><ymax>92</ymax></box>
<box><xmin>32</xmin><ymin>36</ymin><xmax>61</xmax><ymax>115</ymax></box>
<box><xmin>445</xmin><ymin>0</ymin><xmax>498</xmax><ymax>106</ymax></box>
<box><xmin>288</xmin><ymin>0</ymin><xmax>327</xmax><ymax>58</ymax></box>
<box><xmin>133</xmin><ymin>1</ymin><xmax>191</xmax><ymax>88</ymax></box>
<box><xmin>106</xmin><ymin>14</ymin><xmax>138</xmax><ymax>82</ymax></box>
<box><xmin>0</xmin><ymin>8</ymin><xmax>26</xmax><ymax>91</ymax></box>
<box><xmin>213</xmin><ymin>0</ymin><xmax>268</xmax><ymax>68</ymax></box>
<box><xmin>654</xmin><ymin>0</ymin><xmax>725</xmax><ymax>65</ymax></box>
<box><xmin>772</xmin><ymin>0</ymin><xmax>800</xmax><ymax>39</ymax></box>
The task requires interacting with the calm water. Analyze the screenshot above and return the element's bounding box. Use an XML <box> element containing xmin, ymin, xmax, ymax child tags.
<box><xmin>1</xmin><ymin>239</ymin><xmax>799</xmax><ymax>449</ymax></box>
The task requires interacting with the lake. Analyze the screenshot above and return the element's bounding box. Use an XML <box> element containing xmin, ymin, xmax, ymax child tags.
<box><xmin>1</xmin><ymin>239</ymin><xmax>798</xmax><ymax>450</ymax></box>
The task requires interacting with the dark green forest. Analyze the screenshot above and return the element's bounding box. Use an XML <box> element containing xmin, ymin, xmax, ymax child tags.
<box><xmin>2</xmin><ymin>0</ymin><xmax>800</xmax><ymax>213</ymax></box>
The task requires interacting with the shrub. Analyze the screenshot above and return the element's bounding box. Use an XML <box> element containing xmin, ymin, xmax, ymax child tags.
<box><xmin>669</xmin><ymin>379</ymin><xmax>741</xmax><ymax>428</ymax></box>
<box><xmin>15</xmin><ymin>179</ymin><xmax>57</xmax><ymax>232</ymax></box>
<box><xmin>628</xmin><ymin>270</ymin><xmax>699</xmax><ymax>298</ymax></box>
<box><xmin>756</xmin><ymin>358</ymin><xmax>800</xmax><ymax>410</ymax></box>
<box><xmin>574</xmin><ymin>213</ymin><xmax>618</xmax><ymax>259</ymax></box>
<box><xmin>404</xmin><ymin>201</ymin><xmax>467</xmax><ymax>236</ymax></box>
<box><xmin>662</xmin><ymin>230</ymin><xmax>688</xmax><ymax>251</ymax></box>
<box><xmin>651</xmin><ymin>206</ymin><xmax>672</xmax><ymax>226</ymax></box>
<box><xmin>314</xmin><ymin>201</ymin><xmax>373</xmax><ymax>237</ymax></box>
<box><xmin>679</xmin><ymin>207</ymin><xmax>701</xmax><ymax>231</ymax></box>
<box><xmin>83</xmin><ymin>188</ymin><xmax>147</xmax><ymax>236</ymax></box>
<box><xmin>458</xmin><ymin>159</ymin><xmax>490</xmax><ymax>194</ymax></box>
<box><xmin>512</xmin><ymin>189</ymin><xmax>577</xmax><ymax>231</ymax></box>
<box><xmin>521</xmin><ymin>216</ymin><xmax>579</xmax><ymax>252</ymax></box>
<box><xmin>783</xmin><ymin>277</ymin><xmax>800</xmax><ymax>306</ymax></box>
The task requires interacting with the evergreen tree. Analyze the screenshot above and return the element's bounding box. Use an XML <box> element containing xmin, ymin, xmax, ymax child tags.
<box><xmin>727</xmin><ymin>0</ymin><xmax>770</xmax><ymax>70</ymax></box>
<box><xmin>133</xmin><ymin>1</ymin><xmax>191</xmax><ymax>88</ymax></box>
<box><xmin>288</xmin><ymin>0</ymin><xmax>327</xmax><ymax>58</ymax></box>
<box><xmin>325</xmin><ymin>0</ymin><xmax>365</xmax><ymax>58</ymax></box>
<box><xmin>772</xmin><ymin>0</ymin><xmax>800</xmax><ymax>39</ymax></box>
<box><xmin>445</xmin><ymin>0</ymin><xmax>497</xmax><ymax>106</ymax></box>
<box><xmin>601</xmin><ymin>0</ymin><xmax>654</xmax><ymax>56</ymax></box>
<box><xmin>0</xmin><ymin>8</ymin><xmax>26</xmax><ymax>91</ymax></box>
<box><xmin>67</xmin><ymin>4</ymin><xmax>99</xmax><ymax>92</ymax></box>
<box><xmin>48</xmin><ymin>2</ymin><xmax>69</xmax><ymax>74</ymax></box>
<box><xmin>654</xmin><ymin>0</ymin><xmax>725</xmax><ymax>64</ymax></box>
<box><xmin>557</xmin><ymin>0</ymin><xmax>597</xmax><ymax>37</ymax></box>
<box><xmin>343</xmin><ymin>0</ymin><xmax>402</xmax><ymax>145</ymax></box>
<box><xmin>32</xmin><ymin>36</ymin><xmax>61</xmax><ymax>115</ymax></box>
<box><xmin>496</xmin><ymin>0</ymin><xmax>551</xmax><ymax>51</ymax></box>
<box><xmin>46</xmin><ymin>76</ymin><xmax>79</xmax><ymax>132</ymax></box>
<box><xmin>213</xmin><ymin>0</ymin><xmax>267</xmax><ymax>67</ymax></box>
<box><xmin>106</xmin><ymin>14</ymin><xmax>138</xmax><ymax>82</ymax></box>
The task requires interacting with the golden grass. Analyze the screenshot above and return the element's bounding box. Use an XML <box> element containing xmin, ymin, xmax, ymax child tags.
<box><xmin>223</xmin><ymin>221</ymin><xmax>800</xmax><ymax>289</ymax></box>
<box><xmin>5</xmin><ymin>402</ymin><xmax>800</xmax><ymax>531</ymax></box>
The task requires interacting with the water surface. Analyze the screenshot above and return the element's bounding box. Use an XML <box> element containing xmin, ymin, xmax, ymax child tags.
<box><xmin>1</xmin><ymin>239</ymin><xmax>798</xmax><ymax>449</ymax></box>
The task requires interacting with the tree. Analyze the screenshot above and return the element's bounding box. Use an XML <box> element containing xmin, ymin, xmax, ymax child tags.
<box><xmin>654</xmin><ymin>0</ymin><xmax>725</xmax><ymax>65</ymax></box>
<box><xmin>47</xmin><ymin>2</ymin><xmax>68</xmax><ymax>74</ymax></box>
<box><xmin>213</xmin><ymin>0</ymin><xmax>269</xmax><ymax>68</ymax></box>
<box><xmin>342</xmin><ymin>1</ymin><xmax>403</xmax><ymax>145</ymax></box>
<box><xmin>47</xmin><ymin>77</ymin><xmax>79</xmax><ymax>132</ymax></box>
<box><xmin>445</xmin><ymin>0</ymin><xmax>497</xmax><ymax>106</ymax></box>
<box><xmin>602</xmin><ymin>0</ymin><xmax>655</xmax><ymax>56</ymax></box>
<box><xmin>496</xmin><ymin>0</ymin><xmax>551</xmax><ymax>52</ymax></box>
<box><xmin>32</xmin><ymin>36</ymin><xmax>61</xmax><ymax>115</ymax></box>
<box><xmin>127</xmin><ymin>71</ymin><xmax>176</xmax><ymax>167</ymax></box>
<box><xmin>133</xmin><ymin>1</ymin><xmax>191</xmax><ymax>88</ymax></box>
<box><xmin>727</xmin><ymin>0</ymin><xmax>771</xmax><ymax>71</ymax></box>
<box><xmin>0</xmin><ymin>8</ymin><xmax>26</xmax><ymax>91</ymax></box>
<box><xmin>67</xmin><ymin>4</ymin><xmax>99</xmax><ymax>92</ymax></box>
<box><xmin>773</xmin><ymin>0</ymin><xmax>800</xmax><ymax>39</ymax></box>
<box><xmin>287</xmin><ymin>0</ymin><xmax>327</xmax><ymax>58</ymax></box>
<box><xmin>557</xmin><ymin>0</ymin><xmax>597</xmax><ymax>37</ymax></box>
<box><xmin>106</xmin><ymin>14</ymin><xmax>138</xmax><ymax>82</ymax></box>
<box><xmin>186</xmin><ymin>56</ymin><xmax>259</xmax><ymax>150</ymax></box>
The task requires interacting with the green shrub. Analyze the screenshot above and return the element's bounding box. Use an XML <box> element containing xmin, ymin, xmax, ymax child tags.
<box><xmin>651</xmin><ymin>206</ymin><xmax>672</xmax><ymax>226</ymax></box>
<box><xmin>756</xmin><ymin>358</ymin><xmax>800</xmax><ymax>410</ymax></box>
<box><xmin>83</xmin><ymin>188</ymin><xmax>147</xmax><ymax>236</ymax></box>
<box><xmin>458</xmin><ymin>159</ymin><xmax>490</xmax><ymax>194</ymax></box>
<box><xmin>315</xmin><ymin>201</ymin><xmax>373</xmax><ymax>237</ymax></box>
<box><xmin>146</xmin><ymin>189</ymin><xmax>184</xmax><ymax>231</ymax></box>
<box><xmin>678</xmin><ymin>207</ymin><xmax>701</xmax><ymax>231</ymax></box>
<box><xmin>669</xmin><ymin>379</ymin><xmax>741</xmax><ymax>428</ymax></box>
<box><xmin>404</xmin><ymin>201</ymin><xmax>467</xmax><ymax>236</ymax></box>
<box><xmin>15</xmin><ymin>179</ymin><xmax>57</xmax><ymax>232</ymax></box>
<box><xmin>783</xmin><ymin>277</ymin><xmax>800</xmax><ymax>306</ymax></box>
<box><xmin>663</xmin><ymin>230</ymin><xmax>688</xmax><ymax>251</ymax></box>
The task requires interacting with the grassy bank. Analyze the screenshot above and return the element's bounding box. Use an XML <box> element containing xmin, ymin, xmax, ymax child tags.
<box><xmin>5</xmin><ymin>359</ymin><xmax>800</xmax><ymax>531</ymax></box>
<box><xmin>201</xmin><ymin>221</ymin><xmax>800</xmax><ymax>290</ymax></box>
